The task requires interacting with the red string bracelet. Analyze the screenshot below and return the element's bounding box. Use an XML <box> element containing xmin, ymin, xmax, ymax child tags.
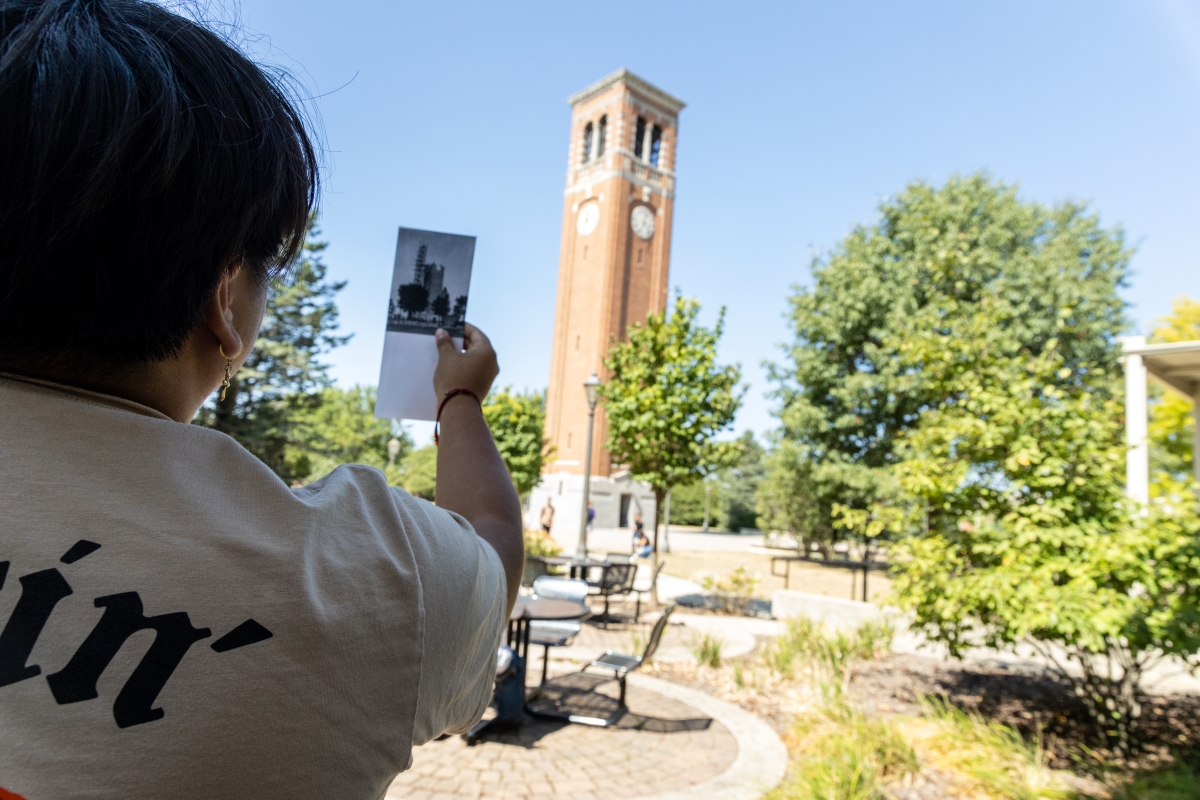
<box><xmin>433</xmin><ymin>388</ymin><xmax>481</xmax><ymax>445</ymax></box>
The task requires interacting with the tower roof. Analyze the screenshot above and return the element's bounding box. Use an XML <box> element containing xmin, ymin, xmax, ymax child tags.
<box><xmin>567</xmin><ymin>69</ymin><xmax>685</xmax><ymax>115</ymax></box>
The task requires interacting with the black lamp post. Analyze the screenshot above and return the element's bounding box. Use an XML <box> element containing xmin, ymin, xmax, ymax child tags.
<box><xmin>577</xmin><ymin>372</ymin><xmax>602</xmax><ymax>559</ymax></box>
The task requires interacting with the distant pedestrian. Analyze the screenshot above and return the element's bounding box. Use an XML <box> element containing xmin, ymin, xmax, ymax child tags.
<box><xmin>540</xmin><ymin>498</ymin><xmax>556</xmax><ymax>534</ymax></box>
<box><xmin>633</xmin><ymin>525</ymin><xmax>653</xmax><ymax>559</ymax></box>
<box><xmin>586</xmin><ymin>501</ymin><xmax>595</xmax><ymax>533</ymax></box>
<box><xmin>631</xmin><ymin>513</ymin><xmax>651</xmax><ymax>557</ymax></box>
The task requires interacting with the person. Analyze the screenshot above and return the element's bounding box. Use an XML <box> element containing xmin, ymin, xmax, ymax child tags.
<box><xmin>631</xmin><ymin>513</ymin><xmax>653</xmax><ymax>558</ymax></box>
<box><xmin>633</xmin><ymin>527</ymin><xmax>654</xmax><ymax>559</ymax></box>
<box><xmin>0</xmin><ymin>2</ymin><xmax>523</xmax><ymax>797</ymax></box>
<box><xmin>586</xmin><ymin>501</ymin><xmax>596</xmax><ymax>533</ymax></box>
<box><xmin>540</xmin><ymin>497</ymin><xmax>556</xmax><ymax>535</ymax></box>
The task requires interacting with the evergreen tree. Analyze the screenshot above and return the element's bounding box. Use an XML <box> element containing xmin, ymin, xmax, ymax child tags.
<box><xmin>285</xmin><ymin>385</ymin><xmax>411</xmax><ymax>486</ymax></box>
<box><xmin>196</xmin><ymin>215</ymin><xmax>349</xmax><ymax>483</ymax></box>
<box><xmin>720</xmin><ymin>431</ymin><xmax>765</xmax><ymax>531</ymax></box>
<box><xmin>671</xmin><ymin>431</ymin><xmax>764</xmax><ymax>531</ymax></box>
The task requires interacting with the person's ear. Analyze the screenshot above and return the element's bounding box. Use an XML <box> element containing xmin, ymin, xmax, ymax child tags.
<box><xmin>202</xmin><ymin>268</ymin><xmax>245</xmax><ymax>361</ymax></box>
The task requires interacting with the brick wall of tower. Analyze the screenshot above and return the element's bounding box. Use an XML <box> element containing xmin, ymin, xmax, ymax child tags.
<box><xmin>545</xmin><ymin>71</ymin><xmax>682</xmax><ymax>478</ymax></box>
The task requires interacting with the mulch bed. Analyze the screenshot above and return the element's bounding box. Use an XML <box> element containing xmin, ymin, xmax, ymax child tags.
<box><xmin>851</xmin><ymin>653</ymin><xmax>1200</xmax><ymax>772</ymax></box>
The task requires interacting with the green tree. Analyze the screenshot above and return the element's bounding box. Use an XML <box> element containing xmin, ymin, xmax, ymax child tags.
<box><xmin>758</xmin><ymin>439</ymin><xmax>887</xmax><ymax>555</ymax></box>
<box><xmin>721</xmin><ymin>431</ymin><xmax>766</xmax><ymax>531</ymax></box>
<box><xmin>666</xmin><ymin>479</ymin><xmax>713</xmax><ymax>527</ymax></box>
<box><xmin>757</xmin><ymin>438</ymin><xmax>828</xmax><ymax>551</ymax></box>
<box><xmin>482</xmin><ymin>387</ymin><xmax>551</xmax><ymax>497</ymax></box>
<box><xmin>599</xmin><ymin>296</ymin><xmax>744</xmax><ymax>552</ymax></box>
<box><xmin>284</xmin><ymin>385</ymin><xmax>411</xmax><ymax>486</ymax></box>
<box><xmin>1148</xmin><ymin>297</ymin><xmax>1200</xmax><ymax>494</ymax></box>
<box><xmin>868</xmin><ymin>296</ymin><xmax>1200</xmax><ymax>754</ymax></box>
<box><xmin>765</xmin><ymin>173</ymin><xmax>1130</xmax><ymax>549</ymax></box>
<box><xmin>197</xmin><ymin>215</ymin><xmax>350</xmax><ymax>483</ymax></box>
<box><xmin>400</xmin><ymin>445</ymin><xmax>437</xmax><ymax>501</ymax></box>
<box><xmin>671</xmin><ymin>431</ymin><xmax>765</xmax><ymax>531</ymax></box>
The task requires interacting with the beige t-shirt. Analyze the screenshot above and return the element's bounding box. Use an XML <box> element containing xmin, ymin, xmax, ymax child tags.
<box><xmin>0</xmin><ymin>375</ymin><xmax>506</xmax><ymax>799</ymax></box>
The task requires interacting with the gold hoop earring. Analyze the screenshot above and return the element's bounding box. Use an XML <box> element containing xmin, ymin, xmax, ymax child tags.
<box><xmin>218</xmin><ymin>344</ymin><xmax>240</xmax><ymax>402</ymax></box>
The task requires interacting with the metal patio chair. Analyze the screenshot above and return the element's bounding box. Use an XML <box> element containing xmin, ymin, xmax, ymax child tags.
<box><xmin>528</xmin><ymin>604</ymin><xmax>676</xmax><ymax>727</ymax></box>
<box><xmin>620</xmin><ymin>560</ymin><xmax>665</xmax><ymax>624</ymax></box>
<box><xmin>588</xmin><ymin>562</ymin><xmax>637</xmax><ymax>626</ymax></box>
<box><xmin>527</xmin><ymin>576</ymin><xmax>589</xmax><ymax>685</ymax></box>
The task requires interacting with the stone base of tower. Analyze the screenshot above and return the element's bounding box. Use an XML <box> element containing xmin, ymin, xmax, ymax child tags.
<box><xmin>526</xmin><ymin>471</ymin><xmax>657</xmax><ymax>556</ymax></box>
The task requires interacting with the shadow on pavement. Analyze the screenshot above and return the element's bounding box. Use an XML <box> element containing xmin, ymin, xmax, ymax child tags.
<box><xmin>522</xmin><ymin>672</ymin><xmax>712</xmax><ymax>735</ymax></box>
<box><xmin>467</xmin><ymin>673</ymin><xmax>713</xmax><ymax>746</ymax></box>
<box><xmin>673</xmin><ymin>593</ymin><xmax>773</xmax><ymax>618</ymax></box>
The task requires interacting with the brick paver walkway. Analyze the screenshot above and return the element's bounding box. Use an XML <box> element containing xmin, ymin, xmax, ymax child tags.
<box><xmin>386</xmin><ymin>679</ymin><xmax>738</xmax><ymax>800</ymax></box>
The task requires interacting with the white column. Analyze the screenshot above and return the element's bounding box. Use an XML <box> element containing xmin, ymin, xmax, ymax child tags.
<box><xmin>1121</xmin><ymin>336</ymin><xmax>1149</xmax><ymax>504</ymax></box>
<box><xmin>1192</xmin><ymin>387</ymin><xmax>1200</xmax><ymax>485</ymax></box>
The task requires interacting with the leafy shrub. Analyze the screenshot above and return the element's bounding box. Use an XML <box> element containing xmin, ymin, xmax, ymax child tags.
<box><xmin>861</xmin><ymin>301</ymin><xmax>1200</xmax><ymax>753</ymax></box>
<box><xmin>698</xmin><ymin>565</ymin><xmax>761</xmax><ymax>615</ymax></box>
<box><xmin>523</xmin><ymin>529</ymin><xmax>562</xmax><ymax>559</ymax></box>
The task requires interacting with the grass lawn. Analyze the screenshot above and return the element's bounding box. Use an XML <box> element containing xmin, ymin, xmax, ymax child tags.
<box><xmin>658</xmin><ymin>550</ymin><xmax>894</xmax><ymax>603</ymax></box>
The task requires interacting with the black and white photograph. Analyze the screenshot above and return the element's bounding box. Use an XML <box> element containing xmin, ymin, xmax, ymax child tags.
<box><xmin>385</xmin><ymin>227</ymin><xmax>474</xmax><ymax>337</ymax></box>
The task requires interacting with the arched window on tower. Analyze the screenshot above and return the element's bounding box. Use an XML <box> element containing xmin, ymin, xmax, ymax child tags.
<box><xmin>597</xmin><ymin>115</ymin><xmax>607</xmax><ymax>158</ymax></box>
<box><xmin>633</xmin><ymin>116</ymin><xmax>646</xmax><ymax>159</ymax></box>
<box><xmin>581</xmin><ymin>122</ymin><xmax>593</xmax><ymax>164</ymax></box>
<box><xmin>649</xmin><ymin>125</ymin><xmax>663</xmax><ymax>167</ymax></box>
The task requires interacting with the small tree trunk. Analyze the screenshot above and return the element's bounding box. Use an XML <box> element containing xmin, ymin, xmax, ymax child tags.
<box><xmin>651</xmin><ymin>488</ymin><xmax>664</xmax><ymax>605</ymax></box>
<box><xmin>662</xmin><ymin>489</ymin><xmax>672</xmax><ymax>554</ymax></box>
<box><xmin>1073</xmin><ymin>650</ymin><xmax>1142</xmax><ymax>755</ymax></box>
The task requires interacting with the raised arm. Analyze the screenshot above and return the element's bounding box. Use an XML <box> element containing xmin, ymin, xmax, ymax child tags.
<box><xmin>433</xmin><ymin>324</ymin><xmax>524</xmax><ymax>614</ymax></box>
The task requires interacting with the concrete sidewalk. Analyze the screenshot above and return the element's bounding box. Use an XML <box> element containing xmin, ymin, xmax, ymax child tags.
<box><xmin>579</xmin><ymin>527</ymin><xmax>764</xmax><ymax>555</ymax></box>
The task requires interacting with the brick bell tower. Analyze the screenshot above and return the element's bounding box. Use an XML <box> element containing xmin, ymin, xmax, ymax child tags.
<box><xmin>533</xmin><ymin>69</ymin><xmax>684</xmax><ymax>542</ymax></box>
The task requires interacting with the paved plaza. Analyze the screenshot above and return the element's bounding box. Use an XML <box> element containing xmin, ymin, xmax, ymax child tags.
<box><xmin>387</xmin><ymin>681</ymin><xmax>736</xmax><ymax>800</ymax></box>
<box><xmin>387</xmin><ymin>668</ymin><xmax>786</xmax><ymax>800</ymax></box>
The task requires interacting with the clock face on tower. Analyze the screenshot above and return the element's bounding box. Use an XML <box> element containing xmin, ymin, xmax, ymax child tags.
<box><xmin>576</xmin><ymin>202</ymin><xmax>600</xmax><ymax>236</ymax></box>
<box><xmin>630</xmin><ymin>205</ymin><xmax>655</xmax><ymax>240</ymax></box>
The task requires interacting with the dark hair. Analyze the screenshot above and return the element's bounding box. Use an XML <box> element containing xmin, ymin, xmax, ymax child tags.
<box><xmin>0</xmin><ymin>0</ymin><xmax>318</xmax><ymax>374</ymax></box>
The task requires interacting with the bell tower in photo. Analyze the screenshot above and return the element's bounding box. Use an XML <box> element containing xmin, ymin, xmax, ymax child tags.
<box><xmin>533</xmin><ymin>69</ymin><xmax>684</xmax><ymax>543</ymax></box>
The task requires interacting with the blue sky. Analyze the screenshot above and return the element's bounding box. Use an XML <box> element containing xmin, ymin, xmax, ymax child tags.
<box><xmin>233</xmin><ymin>0</ymin><xmax>1200</xmax><ymax>443</ymax></box>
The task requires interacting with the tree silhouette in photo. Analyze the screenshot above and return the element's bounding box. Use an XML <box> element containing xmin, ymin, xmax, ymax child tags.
<box><xmin>397</xmin><ymin>283</ymin><xmax>429</xmax><ymax>318</ymax></box>
<box><xmin>431</xmin><ymin>288</ymin><xmax>451</xmax><ymax>321</ymax></box>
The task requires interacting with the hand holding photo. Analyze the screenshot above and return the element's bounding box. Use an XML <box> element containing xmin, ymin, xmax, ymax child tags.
<box><xmin>376</xmin><ymin>227</ymin><xmax>476</xmax><ymax>420</ymax></box>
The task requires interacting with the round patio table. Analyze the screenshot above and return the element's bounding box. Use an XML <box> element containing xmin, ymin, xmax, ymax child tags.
<box><xmin>508</xmin><ymin>596</ymin><xmax>590</xmax><ymax>661</ymax></box>
<box><xmin>540</xmin><ymin>555</ymin><xmax>611</xmax><ymax>580</ymax></box>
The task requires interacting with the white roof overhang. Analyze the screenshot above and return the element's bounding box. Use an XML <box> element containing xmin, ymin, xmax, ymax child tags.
<box><xmin>1124</xmin><ymin>339</ymin><xmax>1200</xmax><ymax>398</ymax></box>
